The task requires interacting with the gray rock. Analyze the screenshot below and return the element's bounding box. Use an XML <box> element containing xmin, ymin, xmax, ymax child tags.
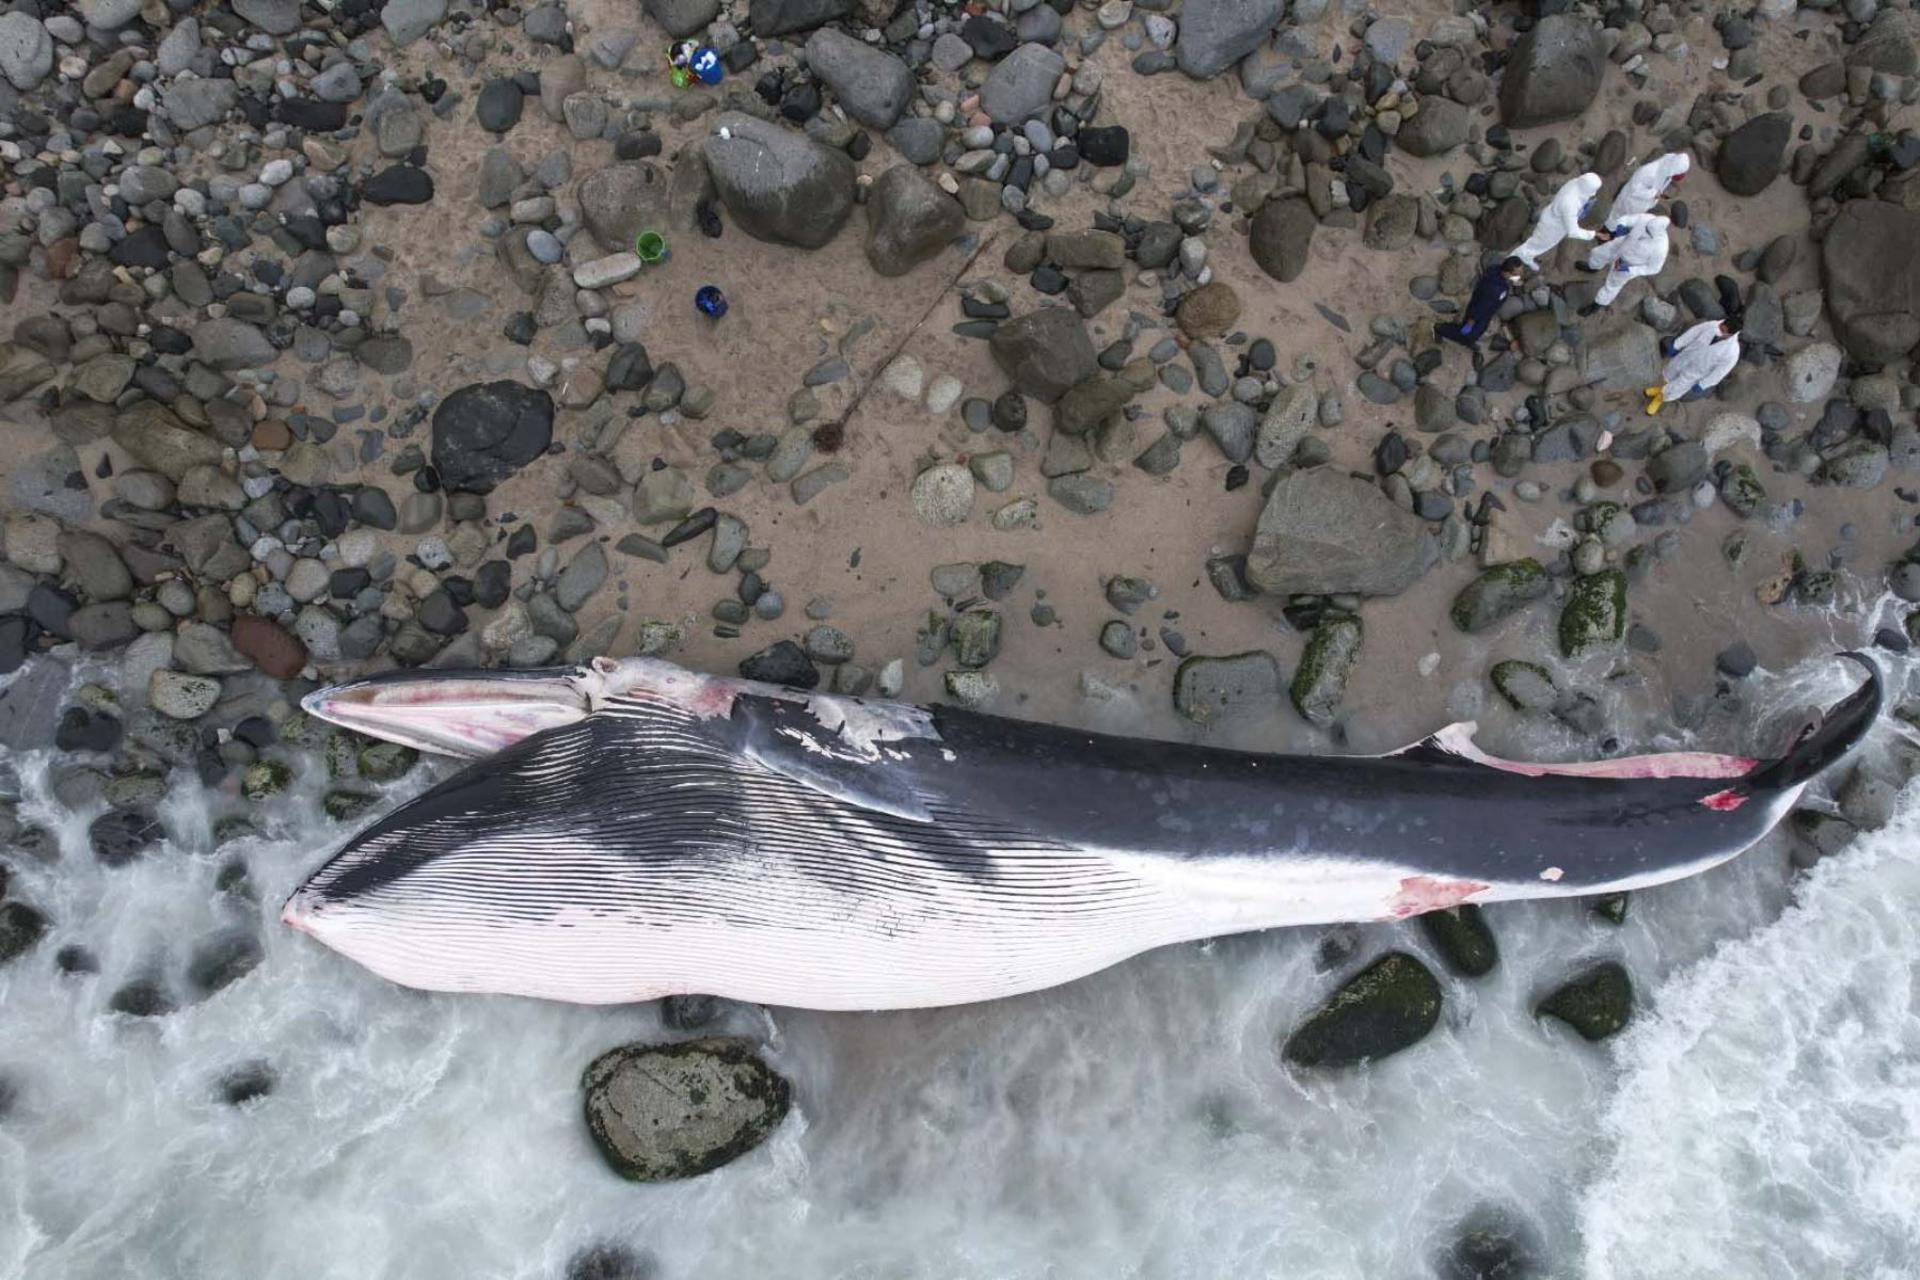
<box><xmin>1246</xmin><ymin>469</ymin><xmax>1436</xmax><ymax>596</ymax></box>
<box><xmin>1175</xmin><ymin>0</ymin><xmax>1285</xmax><ymax>80</ymax></box>
<box><xmin>865</xmin><ymin>164</ymin><xmax>965</xmax><ymax>277</ymax></box>
<box><xmin>149</xmin><ymin>670</ymin><xmax>221</xmax><ymax>720</ymax></box>
<box><xmin>806</xmin><ymin>29</ymin><xmax>913</xmax><ymax>130</ymax></box>
<box><xmin>234</xmin><ymin>0</ymin><xmax>301</xmax><ymax>34</ymax></box>
<box><xmin>0</xmin><ymin>14</ymin><xmax>52</xmax><ymax>92</ymax></box>
<box><xmin>1451</xmin><ymin>560</ymin><xmax>1549</xmax><ymax>632</ymax></box>
<box><xmin>313</xmin><ymin>62</ymin><xmax>363</xmax><ymax>104</ymax></box>
<box><xmin>703</xmin><ymin>113</ymin><xmax>855</xmax><ymax>250</ymax></box>
<box><xmin>1579</xmin><ymin>322</ymin><xmax>1659</xmax><ymax>392</ymax></box>
<box><xmin>581</xmin><ymin>1038</ymin><xmax>791</xmax><ymax>1181</ymax></box>
<box><xmin>1173</xmin><ymin>651</ymin><xmax>1282</xmax><ymax>725</ymax></box>
<box><xmin>747</xmin><ymin>0</ymin><xmax>852</xmax><ymax>37</ymax></box>
<box><xmin>382</xmin><ymin>0</ymin><xmax>447</xmax><ymax>46</ymax></box>
<box><xmin>989</xmin><ymin>309</ymin><xmax>1097</xmax><ymax>404</ymax></box>
<box><xmin>1249</xmin><ymin>197</ymin><xmax>1316</xmax><ymax>282</ymax></box>
<box><xmin>1255</xmin><ymin>386</ymin><xmax>1317</xmax><ymax>468</ymax></box>
<box><xmin>555</xmin><ymin>542</ymin><xmax>608</xmax><ymax>611</ymax></box>
<box><xmin>980</xmin><ymin>43</ymin><xmax>1065</xmax><ymax>123</ymax></box>
<box><xmin>577</xmin><ymin>161</ymin><xmax>670</xmax><ymax>253</ymax></box>
<box><xmin>1785</xmin><ymin>342</ymin><xmax>1842</xmax><ymax>404</ymax></box>
<box><xmin>191</xmin><ymin>318</ymin><xmax>276</xmax><ymax>371</ymax></box>
<box><xmin>164</xmin><ymin>78</ymin><xmax>239</xmax><ymax>131</ymax></box>
<box><xmin>888</xmin><ymin>118</ymin><xmax>944</xmax><ymax>166</ymax></box>
<box><xmin>1822</xmin><ymin>201</ymin><xmax>1920</xmax><ymax>364</ymax></box>
<box><xmin>1203</xmin><ymin>403</ymin><xmax>1258</xmax><ymax>463</ymax></box>
<box><xmin>111</xmin><ymin>404</ymin><xmax>223</xmax><ymax>480</ymax></box>
<box><xmin>1291</xmin><ymin>614</ymin><xmax>1361</xmax><ymax>728</ymax></box>
<box><xmin>56</xmin><ymin>531</ymin><xmax>132</xmax><ymax>602</ymax></box>
<box><xmin>1499</xmin><ymin>15</ymin><xmax>1606</xmax><ymax>128</ymax></box>
<box><xmin>644</xmin><ymin>0</ymin><xmax>720</xmax><ymax>37</ymax></box>
<box><xmin>1397</xmin><ymin>98</ymin><xmax>1470</xmax><ymax>157</ymax></box>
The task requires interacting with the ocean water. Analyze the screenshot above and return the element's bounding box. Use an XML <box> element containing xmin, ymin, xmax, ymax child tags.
<box><xmin>0</xmin><ymin>656</ymin><xmax>1915</xmax><ymax>1280</ymax></box>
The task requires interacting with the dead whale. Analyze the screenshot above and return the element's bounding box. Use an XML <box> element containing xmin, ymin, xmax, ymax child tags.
<box><xmin>282</xmin><ymin>656</ymin><xmax>1880</xmax><ymax>1010</ymax></box>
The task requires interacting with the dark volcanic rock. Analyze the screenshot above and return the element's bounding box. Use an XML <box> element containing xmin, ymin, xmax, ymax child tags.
<box><xmin>989</xmin><ymin>308</ymin><xmax>1098</xmax><ymax>403</ymax></box>
<box><xmin>1499</xmin><ymin>15</ymin><xmax>1606</xmax><ymax>128</ymax></box>
<box><xmin>582</xmin><ymin>1038</ymin><xmax>792</xmax><ymax>1181</ymax></box>
<box><xmin>1537</xmin><ymin>961</ymin><xmax>1633</xmax><ymax>1041</ymax></box>
<box><xmin>430</xmin><ymin>381</ymin><xmax>555</xmax><ymax>493</ymax></box>
<box><xmin>1716</xmin><ymin>112</ymin><xmax>1791</xmax><ymax>196</ymax></box>
<box><xmin>1418</xmin><ymin>906</ymin><xmax>1499</xmax><ymax>978</ymax></box>
<box><xmin>1284</xmin><ymin>952</ymin><xmax>1444</xmax><ymax>1067</ymax></box>
<box><xmin>363</xmin><ymin>165</ymin><xmax>435</xmax><ymax>205</ymax></box>
<box><xmin>1249</xmin><ymin>197</ymin><xmax>1316</xmax><ymax>282</ymax></box>
<box><xmin>739</xmin><ymin>640</ymin><xmax>819</xmax><ymax>688</ymax></box>
<box><xmin>1822</xmin><ymin>201</ymin><xmax>1920</xmax><ymax>364</ymax></box>
<box><xmin>748</xmin><ymin>0</ymin><xmax>851</xmax><ymax>37</ymax></box>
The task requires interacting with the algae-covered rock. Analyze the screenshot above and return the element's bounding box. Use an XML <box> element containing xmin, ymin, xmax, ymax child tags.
<box><xmin>1290</xmin><ymin>614</ymin><xmax>1361</xmax><ymax>728</ymax></box>
<box><xmin>1283</xmin><ymin>951</ymin><xmax>1443</xmax><ymax>1067</ymax></box>
<box><xmin>949</xmin><ymin>608</ymin><xmax>1002</xmax><ymax>669</ymax></box>
<box><xmin>356</xmin><ymin>741</ymin><xmax>419</xmax><ymax>782</ymax></box>
<box><xmin>582</xmin><ymin>1037</ymin><xmax>791</xmax><ymax>1181</ymax></box>
<box><xmin>1418</xmin><ymin>905</ymin><xmax>1499</xmax><ymax>978</ymax></box>
<box><xmin>321</xmin><ymin>789</ymin><xmax>377</xmax><ymax>821</ymax></box>
<box><xmin>1559</xmin><ymin>570</ymin><xmax>1626</xmax><ymax>657</ymax></box>
<box><xmin>1590</xmin><ymin>893</ymin><xmax>1629</xmax><ymax>925</ymax></box>
<box><xmin>240</xmin><ymin>759</ymin><xmax>293</xmax><ymax>800</ymax></box>
<box><xmin>1490</xmin><ymin>660</ymin><xmax>1558</xmax><ymax>713</ymax></box>
<box><xmin>1451</xmin><ymin>559</ymin><xmax>1549</xmax><ymax>633</ymax></box>
<box><xmin>1536</xmin><ymin>960</ymin><xmax>1633</xmax><ymax>1040</ymax></box>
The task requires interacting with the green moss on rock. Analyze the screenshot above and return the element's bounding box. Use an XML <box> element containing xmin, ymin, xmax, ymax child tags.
<box><xmin>1537</xmin><ymin>961</ymin><xmax>1633</xmax><ymax>1041</ymax></box>
<box><xmin>356</xmin><ymin>742</ymin><xmax>419</xmax><ymax>782</ymax></box>
<box><xmin>1717</xmin><ymin>463</ymin><xmax>1766</xmax><ymax>518</ymax></box>
<box><xmin>1283</xmin><ymin>951</ymin><xmax>1443</xmax><ymax>1067</ymax></box>
<box><xmin>1559</xmin><ymin>570</ymin><xmax>1627</xmax><ymax>657</ymax></box>
<box><xmin>241</xmin><ymin>759</ymin><xmax>293</xmax><ymax>800</ymax></box>
<box><xmin>949</xmin><ymin>608</ymin><xmax>1002</xmax><ymax>669</ymax></box>
<box><xmin>1591</xmin><ymin>893</ymin><xmax>1629</xmax><ymax>925</ymax></box>
<box><xmin>321</xmin><ymin>789</ymin><xmax>377</xmax><ymax>821</ymax></box>
<box><xmin>1490</xmin><ymin>660</ymin><xmax>1558</xmax><ymax>713</ymax></box>
<box><xmin>1418</xmin><ymin>905</ymin><xmax>1499</xmax><ymax>978</ymax></box>
<box><xmin>1450</xmin><ymin>559</ymin><xmax>1550</xmax><ymax>633</ymax></box>
<box><xmin>1290</xmin><ymin>614</ymin><xmax>1362</xmax><ymax>728</ymax></box>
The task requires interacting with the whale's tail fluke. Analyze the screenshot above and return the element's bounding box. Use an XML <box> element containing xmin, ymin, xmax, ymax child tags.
<box><xmin>1741</xmin><ymin>653</ymin><xmax>1883</xmax><ymax>794</ymax></box>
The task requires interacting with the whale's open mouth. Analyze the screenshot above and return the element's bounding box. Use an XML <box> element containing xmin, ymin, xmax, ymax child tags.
<box><xmin>303</xmin><ymin>667</ymin><xmax>593</xmax><ymax>758</ymax></box>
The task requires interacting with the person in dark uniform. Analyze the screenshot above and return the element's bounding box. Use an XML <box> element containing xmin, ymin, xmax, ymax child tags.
<box><xmin>1438</xmin><ymin>257</ymin><xmax>1527</xmax><ymax>353</ymax></box>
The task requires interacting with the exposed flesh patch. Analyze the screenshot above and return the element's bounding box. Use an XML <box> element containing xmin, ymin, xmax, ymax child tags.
<box><xmin>1383</xmin><ymin>874</ymin><xmax>1490</xmax><ymax>920</ymax></box>
<box><xmin>1427</xmin><ymin>723</ymin><xmax>1756</xmax><ymax>780</ymax></box>
<box><xmin>1700</xmin><ymin>788</ymin><xmax>1748</xmax><ymax>812</ymax></box>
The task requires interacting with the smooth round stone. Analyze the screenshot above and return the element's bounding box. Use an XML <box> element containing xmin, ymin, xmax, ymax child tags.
<box><xmin>527</xmin><ymin>229</ymin><xmax>563</xmax><ymax>263</ymax></box>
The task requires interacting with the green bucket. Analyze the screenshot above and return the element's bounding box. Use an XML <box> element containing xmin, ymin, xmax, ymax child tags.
<box><xmin>635</xmin><ymin>231</ymin><xmax>667</xmax><ymax>264</ymax></box>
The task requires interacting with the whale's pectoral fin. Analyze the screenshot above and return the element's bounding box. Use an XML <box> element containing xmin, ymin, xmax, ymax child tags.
<box><xmin>303</xmin><ymin>667</ymin><xmax>594</xmax><ymax>757</ymax></box>
<box><xmin>732</xmin><ymin>694</ymin><xmax>936</xmax><ymax>823</ymax></box>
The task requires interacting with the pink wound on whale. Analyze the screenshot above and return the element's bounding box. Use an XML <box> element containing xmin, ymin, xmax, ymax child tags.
<box><xmin>1699</xmin><ymin>788</ymin><xmax>1747</xmax><ymax>811</ymax></box>
<box><xmin>1384</xmin><ymin>875</ymin><xmax>1491</xmax><ymax>920</ymax></box>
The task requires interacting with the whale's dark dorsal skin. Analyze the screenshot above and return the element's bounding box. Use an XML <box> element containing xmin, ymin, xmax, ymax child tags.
<box><xmin>282</xmin><ymin>656</ymin><xmax>1881</xmax><ymax>1010</ymax></box>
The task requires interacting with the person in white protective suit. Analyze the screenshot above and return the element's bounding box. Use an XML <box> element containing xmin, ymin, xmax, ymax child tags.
<box><xmin>1606</xmin><ymin>152</ymin><xmax>1690</xmax><ymax>226</ymax></box>
<box><xmin>1578</xmin><ymin>213</ymin><xmax>1670</xmax><ymax>314</ymax></box>
<box><xmin>1645</xmin><ymin>316</ymin><xmax>1741</xmax><ymax>415</ymax></box>
<box><xmin>1509</xmin><ymin>173</ymin><xmax>1610</xmax><ymax>269</ymax></box>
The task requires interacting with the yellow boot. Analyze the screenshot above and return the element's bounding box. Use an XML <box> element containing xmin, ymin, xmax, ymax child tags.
<box><xmin>1644</xmin><ymin>386</ymin><xmax>1664</xmax><ymax>416</ymax></box>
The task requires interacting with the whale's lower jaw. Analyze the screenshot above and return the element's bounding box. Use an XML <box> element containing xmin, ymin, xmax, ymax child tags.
<box><xmin>282</xmin><ymin>810</ymin><xmax>1788</xmax><ymax>1012</ymax></box>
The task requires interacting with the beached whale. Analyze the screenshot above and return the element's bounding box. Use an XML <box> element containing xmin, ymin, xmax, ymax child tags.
<box><xmin>282</xmin><ymin>655</ymin><xmax>1880</xmax><ymax>1010</ymax></box>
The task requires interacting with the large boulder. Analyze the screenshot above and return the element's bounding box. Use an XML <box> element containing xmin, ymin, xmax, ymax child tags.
<box><xmin>865</xmin><ymin>165</ymin><xmax>964</xmax><ymax>275</ymax></box>
<box><xmin>1283</xmin><ymin>952</ymin><xmax>1444</xmax><ymax>1067</ymax></box>
<box><xmin>1822</xmin><ymin>201</ymin><xmax>1920</xmax><ymax>364</ymax></box>
<box><xmin>430</xmin><ymin>380</ymin><xmax>555</xmax><ymax>493</ymax></box>
<box><xmin>576</xmin><ymin>161</ymin><xmax>670</xmax><ymax>253</ymax></box>
<box><xmin>1246</xmin><ymin>469</ymin><xmax>1437</xmax><ymax>596</ymax></box>
<box><xmin>582</xmin><ymin>1038</ymin><xmax>791</xmax><ymax>1181</ymax></box>
<box><xmin>1716</xmin><ymin>112</ymin><xmax>1791</xmax><ymax>196</ymax></box>
<box><xmin>747</xmin><ymin>0</ymin><xmax>850</xmax><ymax>36</ymax></box>
<box><xmin>1173</xmin><ymin>652</ymin><xmax>1284</xmax><ymax>726</ymax></box>
<box><xmin>1249</xmin><ymin>196</ymin><xmax>1316</xmax><ymax>282</ymax></box>
<box><xmin>1498</xmin><ymin>15</ymin><xmax>1606</xmax><ymax>128</ymax></box>
<box><xmin>1175</xmin><ymin>0</ymin><xmax>1286</xmax><ymax>79</ymax></box>
<box><xmin>702</xmin><ymin>113</ymin><xmax>855</xmax><ymax>250</ymax></box>
<box><xmin>1396</xmin><ymin>97</ymin><xmax>1470</xmax><ymax>157</ymax></box>
<box><xmin>644</xmin><ymin>0</ymin><xmax>719</xmax><ymax>38</ymax></box>
<box><xmin>979</xmin><ymin>43</ymin><xmax>1064</xmax><ymax>123</ymax></box>
<box><xmin>806</xmin><ymin>28</ymin><xmax>912</xmax><ymax>130</ymax></box>
<box><xmin>110</xmin><ymin>403</ymin><xmax>223</xmax><ymax>480</ymax></box>
<box><xmin>988</xmin><ymin>308</ymin><xmax>1097</xmax><ymax>403</ymax></box>
<box><xmin>1579</xmin><ymin>321</ymin><xmax>1660</xmax><ymax>391</ymax></box>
